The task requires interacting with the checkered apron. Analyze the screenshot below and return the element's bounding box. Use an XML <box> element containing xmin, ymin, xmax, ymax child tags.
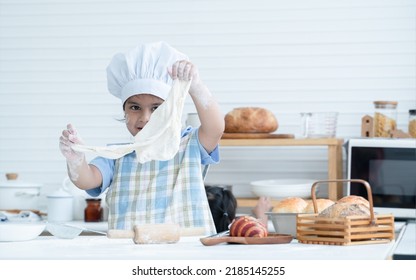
<box><xmin>106</xmin><ymin>130</ymin><xmax>216</xmax><ymax>235</ymax></box>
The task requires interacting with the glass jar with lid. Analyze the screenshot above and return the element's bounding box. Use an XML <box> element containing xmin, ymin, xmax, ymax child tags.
<box><xmin>409</xmin><ymin>109</ymin><xmax>416</xmax><ymax>138</ymax></box>
<box><xmin>373</xmin><ymin>101</ymin><xmax>397</xmax><ymax>137</ymax></box>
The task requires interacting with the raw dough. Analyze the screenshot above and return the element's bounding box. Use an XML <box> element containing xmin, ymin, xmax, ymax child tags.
<box><xmin>72</xmin><ymin>79</ymin><xmax>191</xmax><ymax>163</ymax></box>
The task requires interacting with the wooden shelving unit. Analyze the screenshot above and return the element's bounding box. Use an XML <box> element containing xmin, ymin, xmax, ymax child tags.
<box><xmin>219</xmin><ymin>138</ymin><xmax>345</xmax><ymax>206</ymax></box>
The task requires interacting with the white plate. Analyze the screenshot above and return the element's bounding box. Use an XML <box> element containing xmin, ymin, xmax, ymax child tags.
<box><xmin>0</xmin><ymin>222</ymin><xmax>45</xmax><ymax>242</ymax></box>
<box><xmin>250</xmin><ymin>179</ymin><xmax>314</xmax><ymax>199</ymax></box>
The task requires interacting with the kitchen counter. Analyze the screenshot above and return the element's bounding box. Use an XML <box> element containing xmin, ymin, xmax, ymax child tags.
<box><xmin>392</xmin><ymin>221</ymin><xmax>416</xmax><ymax>259</ymax></box>
<box><xmin>1</xmin><ymin>220</ymin><xmax>409</xmax><ymax>260</ymax></box>
<box><xmin>0</xmin><ymin>234</ymin><xmax>397</xmax><ymax>260</ymax></box>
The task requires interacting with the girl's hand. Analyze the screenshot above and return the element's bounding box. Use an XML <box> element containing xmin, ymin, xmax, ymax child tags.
<box><xmin>253</xmin><ymin>197</ymin><xmax>273</xmax><ymax>219</ymax></box>
<box><xmin>59</xmin><ymin>123</ymin><xmax>85</xmax><ymax>163</ymax></box>
<box><xmin>169</xmin><ymin>60</ymin><xmax>204</xmax><ymax>95</ymax></box>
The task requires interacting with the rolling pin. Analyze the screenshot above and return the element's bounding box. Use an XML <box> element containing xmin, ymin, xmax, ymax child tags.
<box><xmin>107</xmin><ymin>223</ymin><xmax>205</xmax><ymax>244</ymax></box>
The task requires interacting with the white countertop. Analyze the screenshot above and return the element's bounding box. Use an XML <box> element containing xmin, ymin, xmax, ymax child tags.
<box><xmin>0</xmin><ymin>234</ymin><xmax>397</xmax><ymax>260</ymax></box>
<box><xmin>392</xmin><ymin>222</ymin><xmax>416</xmax><ymax>259</ymax></box>
<box><xmin>1</xmin><ymin>220</ymin><xmax>410</xmax><ymax>260</ymax></box>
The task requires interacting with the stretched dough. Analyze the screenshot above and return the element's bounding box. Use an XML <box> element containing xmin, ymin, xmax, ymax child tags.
<box><xmin>72</xmin><ymin>79</ymin><xmax>192</xmax><ymax>163</ymax></box>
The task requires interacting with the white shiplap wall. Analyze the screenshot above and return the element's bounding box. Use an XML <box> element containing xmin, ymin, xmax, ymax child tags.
<box><xmin>0</xmin><ymin>0</ymin><xmax>415</xmax><ymax>207</ymax></box>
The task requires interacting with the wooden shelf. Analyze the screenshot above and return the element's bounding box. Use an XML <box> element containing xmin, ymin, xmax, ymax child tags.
<box><xmin>220</xmin><ymin>138</ymin><xmax>343</xmax><ymax>146</ymax></box>
<box><xmin>219</xmin><ymin>138</ymin><xmax>344</xmax><ymax>201</ymax></box>
<box><xmin>236</xmin><ymin>198</ymin><xmax>281</xmax><ymax>208</ymax></box>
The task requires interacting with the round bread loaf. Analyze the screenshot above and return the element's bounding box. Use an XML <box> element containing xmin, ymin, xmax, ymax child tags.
<box><xmin>303</xmin><ymin>199</ymin><xmax>335</xmax><ymax>214</ymax></box>
<box><xmin>272</xmin><ymin>197</ymin><xmax>307</xmax><ymax>213</ymax></box>
<box><xmin>224</xmin><ymin>107</ymin><xmax>278</xmax><ymax>133</ymax></box>
<box><xmin>337</xmin><ymin>195</ymin><xmax>370</xmax><ymax>208</ymax></box>
<box><xmin>318</xmin><ymin>203</ymin><xmax>370</xmax><ymax>218</ymax></box>
<box><xmin>229</xmin><ymin>216</ymin><xmax>268</xmax><ymax>237</ymax></box>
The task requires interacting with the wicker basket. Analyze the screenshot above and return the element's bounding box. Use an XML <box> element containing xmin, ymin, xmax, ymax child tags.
<box><xmin>297</xmin><ymin>179</ymin><xmax>395</xmax><ymax>246</ymax></box>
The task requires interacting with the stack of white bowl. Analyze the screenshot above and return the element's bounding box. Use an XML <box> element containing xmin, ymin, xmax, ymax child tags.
<box><xmin>250</xmin><ymin>179</ymin><xmax>314</xmax><ymax>199</ymax></box>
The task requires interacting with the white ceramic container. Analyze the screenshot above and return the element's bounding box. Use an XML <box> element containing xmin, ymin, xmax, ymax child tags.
<box><xmin>0</xmin><ymin>180</ymin><xmax>42</xmax><ymax>210</ymax></box>
<box><xmin>62</xmin><ymin>177</ymin><xmax>89</xmax><ymax>220</ymax></box>
<box><xmin>62</xmin><ymin>177</ymin><xmax>108</xmax><ymax>221</ymax></box>
<box><xmin>47</xmin><ymin>188</ymin><xmax>73</xmax><ymax>222</ymax></box>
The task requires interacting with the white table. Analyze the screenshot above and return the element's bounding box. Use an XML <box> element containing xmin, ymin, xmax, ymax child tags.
<box><xmin>0</xmin><ymin>234</ymin><xmax>397</xmax><ymax>260</ymax></box>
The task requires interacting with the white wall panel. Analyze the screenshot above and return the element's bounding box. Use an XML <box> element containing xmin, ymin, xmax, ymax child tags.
<box><xmin>0</xmin><ymin>0</ymin><xmax>415</xmax><ymax>208</ymax></box>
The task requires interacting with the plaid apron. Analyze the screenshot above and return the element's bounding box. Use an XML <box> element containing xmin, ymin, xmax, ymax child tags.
<box><xmin>106</xmin><ymin>130</ymin><xmax>216</xmax><ymax>235</ymax></box>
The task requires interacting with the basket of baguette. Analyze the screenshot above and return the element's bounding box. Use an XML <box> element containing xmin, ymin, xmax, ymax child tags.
<box><xmin>296</xmin><ymin>179</ymin><xmax>395</xmax><ymax>246</ymax></box>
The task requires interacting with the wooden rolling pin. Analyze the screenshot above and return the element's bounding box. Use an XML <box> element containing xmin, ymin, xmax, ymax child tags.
<box><xmin>107</xmin><ymin>223</ymin><xmax>205</xmax><ymax>244</ymax></box>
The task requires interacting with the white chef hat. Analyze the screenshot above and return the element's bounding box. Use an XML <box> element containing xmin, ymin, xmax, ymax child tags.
<box><xmin>106</xmin><ymin>41</ymin><xmax>188</xmax><ymax>105</ymax></box>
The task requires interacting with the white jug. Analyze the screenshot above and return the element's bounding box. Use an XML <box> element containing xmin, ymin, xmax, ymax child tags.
<box><xmin>62</xmin><ymin>177</ymin><xmax>89</xmax><ymax>221</ymax></box>
<box><xmin>62</xmin><ymin>177</ymin><xmax>109</xmax><ymax>221</ymax></box>
<box><xmin>47</xmin><ymin>187</ymin><xmax>73</xmax><ymax>222</ymax></box>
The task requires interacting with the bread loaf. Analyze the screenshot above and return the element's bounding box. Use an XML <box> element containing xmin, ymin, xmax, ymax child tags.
<box><xmin>272</xmin><ymin>197</ymin><xmax>307</xmax><ymax>213</ymax></box>
<box><xmin>224</xmin><ymin>107</ymin><xmax>278</xmax><ymax>133</ymax></box>
<box><xmin>337</xmin><ymin>195</ymin><xmax>370</xmax><ymax>208</ymax></box>
<box><xmin>229</xmin><ymin>216</ymin><xmax>268</xmax><ymax>237</ymax></box>
<box><xmin>318</xmin><ymin>203</ymin><xmax>370</xmax><ymax>218</ymax></box>
<box><xmin>303</xmin><ymin>199</ymin><xmax>335</xmax><ymax>214</ymax></box>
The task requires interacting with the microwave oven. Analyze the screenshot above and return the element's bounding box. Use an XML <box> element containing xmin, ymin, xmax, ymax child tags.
<box><xmin>346</xmin><ymin>138</ymin><xmax>416</xmax><ymax>220</ymax></box>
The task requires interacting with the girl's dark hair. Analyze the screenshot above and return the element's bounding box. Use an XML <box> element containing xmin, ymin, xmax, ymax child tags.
<box><xmin>205</xmin><ymin>186</ymin><xmax>237</xmax><ymax>232</ymax></box>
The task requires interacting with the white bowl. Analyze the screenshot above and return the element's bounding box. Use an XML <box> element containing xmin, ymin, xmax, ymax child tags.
<box><xmin>0</xmin><ymin>222</ymin><xmax>46</xmax><ymax>242</ymax></box>
<box><xmin>250</xmin><ymin>179</ymin><xmax>314</xmax><ymax>199</ymax></box>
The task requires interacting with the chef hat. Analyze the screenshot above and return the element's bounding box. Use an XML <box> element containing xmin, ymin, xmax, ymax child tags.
<box><xmin>106</xmin><ymin>41</ymin><xmax>188</xmax><ymax>105</ymax></box>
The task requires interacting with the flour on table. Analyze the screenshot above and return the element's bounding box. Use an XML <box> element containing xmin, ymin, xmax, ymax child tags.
<box><xmin>72</xmin><ymin>79</ymin><xmax>192</xmax><ymax>163</ymax></box>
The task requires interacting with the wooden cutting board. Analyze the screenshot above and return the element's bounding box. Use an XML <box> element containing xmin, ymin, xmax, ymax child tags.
<box><xmin>200</xmin><ymin>233</ymin><xmax>293</xmax><ymax>246</ymax></box>
<box><xmin>222</xmin><ymin>133</ymin><xmax>294</xmax><ymax>139</ymax></box>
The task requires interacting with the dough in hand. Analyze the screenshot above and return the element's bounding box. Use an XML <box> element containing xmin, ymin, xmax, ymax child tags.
<box><xmin>72</xmin><ymin>79</ymin><xmax>191</xmax><ymax>163</ymax></box>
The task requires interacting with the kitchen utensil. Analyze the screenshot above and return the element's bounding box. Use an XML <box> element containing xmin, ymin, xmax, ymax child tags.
<box><xmin>221</xmin><ymin>133</ymin><xmax>294</xmax><ymax>139</ymax></box>
<box><xmin>250</xmin><ymin>179</ymin><xmax>314</xmax><ymax>199</ymax></box>
<box><xmin>0</xmin><ymin>222</ymin><xmax>46</xmax><ymax>242</ymax></box>
<box><xmin>266</xmin><ymin>212</ymin><xmax>298</xmax><ymax>237</ymax></box>
<box><xmin>200</xmin><ymin>232</ymin><xmax>293</xmax><ymax>246</ymax></box>
<box><xmin>301</xmin><ymin>112</ymin><xmax>338</xmax><ymax>138</ymax></box>
<box><xmin>47</xmin><ymin>187</ymin><xmax>73</xmax><ymax>222</ymax></box>
<box><xmin>0</xmin><ymin>179</ymin><xmax>42</xmax><ymax>210</ymax></box>
<box><xmin>46</xmin><ymin>223</ymin><xmax>106</xmax><ymax>239</ymax></box>
<box><xmin>107</xmin><ymin>224</ymin><xmax>205</xmax><ymax>244</ymax></box>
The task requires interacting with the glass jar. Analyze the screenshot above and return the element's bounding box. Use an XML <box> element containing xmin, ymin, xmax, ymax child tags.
<box><xmin>84</xmin><ymin>198</ymin><xmax>103</xmax><ymax>222</ymax></box>
<box><xmin>409</xmin><ymin>109</ymin><xmax>416</xmax><ymax>138</ymax></box>
<box><xmin>373</xmin><ymin>101</ymin><xmax>397</xmax><ymax>137</ymax></box>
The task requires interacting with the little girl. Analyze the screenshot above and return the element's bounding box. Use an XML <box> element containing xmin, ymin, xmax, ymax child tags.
<box><xmin>59</xmin><ymin>42</ymin><xmax>224</xmax><ymax>234</ymax></box>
